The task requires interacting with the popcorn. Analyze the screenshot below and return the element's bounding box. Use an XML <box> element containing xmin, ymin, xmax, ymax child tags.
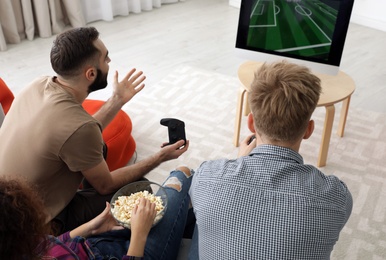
<box><xmin>112</xmin><ymin>190</ymin><xmax>164</xmax><ymax>228</ymax></box>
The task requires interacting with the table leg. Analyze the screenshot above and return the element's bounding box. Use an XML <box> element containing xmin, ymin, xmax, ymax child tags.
<box><xmin>243</xmin><ymin>91</ymin><xmax>250</xmax><ymax>116</ymax></box>
<box><xmin>337</xmin><ymin>95</ymin><xmax>351</xmax><ymax>137</ymax></box>
<box><xmin>317</xmin><ymin>105</ymin><xmax>335</xmax><ymax>167</ymax></box>
<box><xmin>234</xmin><ymin>88</ymin><xmax>247</xmax><ymax>147</ymax></box>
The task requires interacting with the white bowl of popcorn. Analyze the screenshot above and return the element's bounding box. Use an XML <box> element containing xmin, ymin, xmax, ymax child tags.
<box><xmin>110</xmin><ymin>181</ymin><xmax>168</xmax><ymax>229</ymax></box>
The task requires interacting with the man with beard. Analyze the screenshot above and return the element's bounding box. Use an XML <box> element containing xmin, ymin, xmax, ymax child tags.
<box><xmin>0</xmin><ymin>27</ymin><xmax>189</xmax><ymax>234</ymax></box>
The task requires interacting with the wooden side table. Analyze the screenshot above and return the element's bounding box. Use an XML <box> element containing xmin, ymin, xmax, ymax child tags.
<box><xmin>234</xmin><ymin>61</ymin><xmax>356</xmax><ymax>167</ymax></box>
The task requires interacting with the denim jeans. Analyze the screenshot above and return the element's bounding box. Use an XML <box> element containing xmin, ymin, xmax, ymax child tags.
<box><xmin>188</xmin><ymin>224</ymin><xmax>199</xmax><ymax>260</ymax></box>
<box><xmin>87</xmin><ymin>169</ymin><xmax>193</xmax><ymax>260</ymax></box>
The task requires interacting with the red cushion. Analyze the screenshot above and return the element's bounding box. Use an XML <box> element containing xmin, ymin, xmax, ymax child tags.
<box><xmin>0</xmin><ymin>78</ymin><xmax>15</xmax><ymax>114</ymax></box>
<box><xmin>82</xmin><ymin>99</ymin><xmax>136</xmax><ymax>171</ymax></box>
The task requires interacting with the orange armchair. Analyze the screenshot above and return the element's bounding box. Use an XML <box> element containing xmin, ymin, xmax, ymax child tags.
<box><xmin>82</xmin><ymin>99</ymin><xmax>136</xmax><ymax>171</ymax></box>
<box><xmin>0</xmin><ymin>78</ymin><xmax>15</xmax><ymax>114</ymax></box>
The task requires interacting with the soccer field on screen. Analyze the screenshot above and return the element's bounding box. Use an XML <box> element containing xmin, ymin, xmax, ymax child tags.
<box><xmin>247</xmin><ymin>0</ymin><xmax>339</xmax><ymax>60</ymax></box>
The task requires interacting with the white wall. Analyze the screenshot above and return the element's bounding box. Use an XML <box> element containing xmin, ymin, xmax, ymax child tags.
<box><xmin>350</xmin><ymin>0</ymin><xmax>386</xmax><ymax>32</ymax></box>
<box><xmin>228</xmin><ymin>0</ymin><xmax>241</xmax><ymax>9</ymax></box>
<box><xmin>229</xmin><ymin>0</ymin><xmax>386</xmax><ymax>32</ymax></box>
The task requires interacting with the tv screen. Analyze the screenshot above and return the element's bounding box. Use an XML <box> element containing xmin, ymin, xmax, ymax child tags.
<box><xmin>235</xmin><ymin>0</ymin><xmax>355</xmax><ymax>75</ymax></box>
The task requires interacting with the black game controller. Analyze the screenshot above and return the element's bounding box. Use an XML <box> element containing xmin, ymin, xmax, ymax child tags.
<box><xmin>247</xmin><ymin>135</ymin><xmax>256</xmax><ymax>145</ymax></box>
<box><xmin>160</xmin><ymin>118</ymin><xmax>186</xmax><ymax>146</ymax></box>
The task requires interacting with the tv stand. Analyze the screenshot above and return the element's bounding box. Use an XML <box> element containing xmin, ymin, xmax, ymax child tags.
<box><xmin>234</xmin><ymin>61</ymin><xmax>356</xmax><ymax>167</ymax></box>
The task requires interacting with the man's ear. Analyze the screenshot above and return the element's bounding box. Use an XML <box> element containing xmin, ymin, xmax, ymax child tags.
<box><xmin>85</xmin><ymin>67</ymin><xmax>97</xmax><ymax>81</ymax></box>
<box><xmin>247</xmin><ymin>113</ymin><xmax>256</xmax><ymax>133</ymax></box>
<box><xmin>303</xmin><ymin>120</ymin><xmax>314</xmax><ymax>140</ymax></box>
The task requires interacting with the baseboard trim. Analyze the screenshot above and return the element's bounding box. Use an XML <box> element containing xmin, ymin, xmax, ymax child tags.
<box><xmin>351</xmin><ymin>15</ymin><xmax>386</xmax><ymax>32</ymax></box>
<box><xmin>228</xmin><ymin>0</ymin><xmax>240</xmax><ymax>8</ymax></box>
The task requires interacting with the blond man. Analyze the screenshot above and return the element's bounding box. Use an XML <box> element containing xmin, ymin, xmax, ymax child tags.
<box><xmin>189</xmin><ymin>61</ymin><xmax>352</xmax><ymax>259</ymax></box>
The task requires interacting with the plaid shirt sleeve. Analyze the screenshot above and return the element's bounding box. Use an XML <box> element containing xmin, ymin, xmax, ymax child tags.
<box><xmin>44</xmin><ymin>232</ymin><xmax>99</xmax><ymax>259</ymax></box>
<box><xmin>43</xmin><ymin>232</ymin><xmax>81</xmax><ymax>259</ymax></box>
<box><xmin>42</xmin><ymin>232</ymin><xmax>146</xmax><ymax>260</ymax></box>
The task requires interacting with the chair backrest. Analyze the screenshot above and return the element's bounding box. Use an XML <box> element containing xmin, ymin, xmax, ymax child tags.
<box><xmin>0</xmin><ymin>77</ymin><xmax>15</xmax><ymax>115</ymax></box>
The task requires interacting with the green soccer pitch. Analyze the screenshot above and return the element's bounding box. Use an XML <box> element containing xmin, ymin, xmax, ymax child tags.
<box><xmin>247</xmin><ymin>0</ymin><xmax>339</xmax><ymax>60</ymax></box>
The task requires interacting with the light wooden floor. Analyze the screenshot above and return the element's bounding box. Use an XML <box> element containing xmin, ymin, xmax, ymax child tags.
<box><xmin>1</xmin><ymin>0</ymin><xmax>385</xmax><ymax>113</ymax></box>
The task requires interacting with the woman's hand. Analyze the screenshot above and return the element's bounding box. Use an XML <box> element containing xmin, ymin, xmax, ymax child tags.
<box><xmin>127</xmin><ymin>198</ymin><xmax>157</xmax><ymax>257</ymax></box>
<box><xmin>88</xmin><ymin>202</ymin><xmax>124</xmax><ymax>236</ymax></box>
<box><xmin>87</xmin><ymin>202</ymin><xmax>124</xmax><ymax>236</ymax></box>
<box><xmin>69</xmin><ymin>202</ymin><xmax>123</xmax><ymax>238</ymax></box>
<box><xmin>131</xmin><ymin>198</ymin><xmax>157</xmax><ymax>238</ymax></box>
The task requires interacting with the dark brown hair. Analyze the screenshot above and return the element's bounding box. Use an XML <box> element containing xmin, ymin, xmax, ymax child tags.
<box><xmin>50</xmin><ymin>26</ymin><xmax>100</xmax><ymax>78</ymax></box>
<box><xmin>0</xmin><ymin>176</ymin><xmax>51</xmax><ymax>259</ymax></box>
<box><xmin>248</xmin><ymin>61</ymin><xmax>321</xmax><ymax>143</ymax></box>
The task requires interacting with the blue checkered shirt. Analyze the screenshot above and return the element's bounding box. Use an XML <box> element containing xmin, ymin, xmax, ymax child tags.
<box><xmin>189</xmin><ymin>145</ymin><xmax>352</xmax><ymax>259</ymax></box>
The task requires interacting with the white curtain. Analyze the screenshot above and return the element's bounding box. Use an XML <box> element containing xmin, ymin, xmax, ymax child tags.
<box><xmin>0</xmin><ymin>0</ymin><xmax>181</xmax><ymax>51</ymax></box>
<box><xmin>81</xmin><ymin>0</ymin><xmax>181</xmax><ymax>23</ymax></box>
<box><xmin>0</xmin><ymin>0</ymin><xmax>86</xmax><ymax>51</ymax></box>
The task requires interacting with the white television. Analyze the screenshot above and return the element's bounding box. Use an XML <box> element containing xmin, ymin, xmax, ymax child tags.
<box><xmin>235</xmin><ymin>0</ymin><xmax>355</xmax><ymax>75</ymax></box>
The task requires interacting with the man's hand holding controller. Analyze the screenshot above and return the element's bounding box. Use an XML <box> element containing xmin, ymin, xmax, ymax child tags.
<box><xmin>155</xmin><ymin>118</ymin><xmax>189</xmax><ymax>163</ymax></box>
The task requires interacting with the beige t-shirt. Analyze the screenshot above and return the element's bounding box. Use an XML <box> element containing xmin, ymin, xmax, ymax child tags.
<box><xmin>0</xmin><ymin>76</ymin><xmax>104</xmax><ymax>221</ymax></box>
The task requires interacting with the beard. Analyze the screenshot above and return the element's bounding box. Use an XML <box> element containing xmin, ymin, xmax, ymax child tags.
<box><xmin>88</xmin><ymin>69</ymin><xmax>108</xmax><ymax>94</ymax></box>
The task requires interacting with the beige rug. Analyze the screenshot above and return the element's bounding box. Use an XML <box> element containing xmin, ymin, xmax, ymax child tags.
<box><xmin>120</xmin><ymin>66</ymin><xmax>386</xmax><ymax>259</ymax></box>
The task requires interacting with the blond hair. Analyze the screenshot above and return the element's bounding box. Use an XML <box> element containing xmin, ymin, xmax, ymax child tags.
<box><xmin>248</xmin><ymin>61</ymin><xmax>321</xmax><ymax>143</ymax></box>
